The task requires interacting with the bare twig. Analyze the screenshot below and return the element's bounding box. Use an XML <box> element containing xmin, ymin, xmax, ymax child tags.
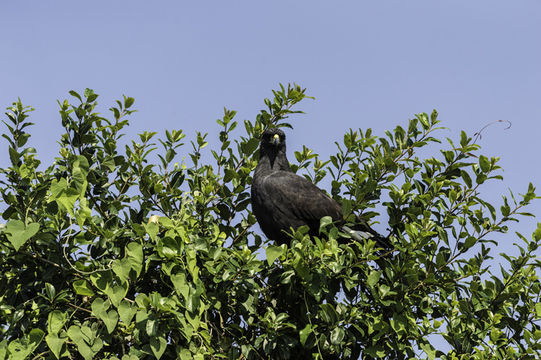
<box><xmin>472</xmin><ymin>120</ymin><xmax>512</xmax><ymax>144</ymax></box>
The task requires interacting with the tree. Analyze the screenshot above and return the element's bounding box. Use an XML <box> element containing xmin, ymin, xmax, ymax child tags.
<box><xmin>0</xmin><ymin>85</ymin><xmax>539</xmax><ymax>359</ymax></box>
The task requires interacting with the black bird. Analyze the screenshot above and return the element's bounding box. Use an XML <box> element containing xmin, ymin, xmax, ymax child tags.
<box><xmin>251</xmin><ymin>128</ymin><xmax>390</xmax><ymax>248</ymax></box>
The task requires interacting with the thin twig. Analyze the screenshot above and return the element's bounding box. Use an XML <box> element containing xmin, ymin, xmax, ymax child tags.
<box><xmin>472</xmin><ymin>120</ymin><xmax>512</xmax><ymax>144</ymax></box>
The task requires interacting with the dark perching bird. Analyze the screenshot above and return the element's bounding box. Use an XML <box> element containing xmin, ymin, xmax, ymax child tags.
<box><xmin>251</xmin><ymin>128</ymin><xmax>391</xmax><ymax>248</ymax></box>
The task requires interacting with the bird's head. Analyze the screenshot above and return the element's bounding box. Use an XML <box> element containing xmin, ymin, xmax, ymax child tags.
<box><xmin>260</xmin><ymin>128</ymin><xmax>286</xmax><ymax>152</ymax></box>
<box><xmin>257</xmin><ymin>128</ymin><xmax>291</xmax><ymax>171</ymax></box>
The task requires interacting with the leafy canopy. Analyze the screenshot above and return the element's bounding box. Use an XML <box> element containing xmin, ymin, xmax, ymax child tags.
<box><xmin>0</xmin><ymin>85</ymin><xmax>540</xmax><ymax>359</ymax></box>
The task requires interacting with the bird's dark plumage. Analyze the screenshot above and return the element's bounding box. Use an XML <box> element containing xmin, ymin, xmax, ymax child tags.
<box><xmin>251</xmin><ymin>128</ymin><xmax>390</xmax><ymax>248</ymax></box>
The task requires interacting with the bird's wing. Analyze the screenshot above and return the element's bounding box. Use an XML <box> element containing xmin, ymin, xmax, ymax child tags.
<box><xmin>260</xmin><ymin>171</ymin><xmax>342</xmax><ymax>226</ymax></box>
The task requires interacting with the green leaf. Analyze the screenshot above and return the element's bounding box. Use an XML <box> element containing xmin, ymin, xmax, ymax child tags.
<box><xmin>4</xmin><ymin>220</ymin><xmax>39</xmax><ymax>251</ymax></box>
<box><xmin>91</xmin><ymin>298</ymin><xmax>110</xmax><ymax>319</ymax></box>
<box><xmin>45</xmin><ymin>333</ymin><xmax>67</xmax><ymax>359</ymax></box>
<box><xmin>367</xmin><ymin>270</ymin><xmax>382</xmax><ymax>288</ymax></box>
<box><xmin>69</xmin><ymin>90</ymin><xmax>82</xmax><ymax>101</ymax></box>
<box><xmin>67</xmin><ymin>325</ymin><xmax>103</xmax><ymax>360</ymax></box>
<box><xmin>49</xmin><ymin>178</ymin><xmax>80</xmax><ymax>215</ymax></box>
<box><xmin>241</xmin><ymin>137</ymin><xmax>260</xmax><ymax>155</ymax></box>
<box><xmin>461</xmin><ymin>170</ymin><xmax>472</xmax><ymax>188</ymax></box>
<box><xmin>490</xmin><ymin>329</ymin><xmax>501</xmax><ymax>343</ymax></box>
<box><xmin>89</xmin><ymin>270</ymin><xmax>113</xmax><ymax>293</ymax></box>
<box><xmin>144</xmin><ymin>222</ymin><xmax>159</xmax><ymax>241</ymax></box>
<box><xmin>102</xmin><ymin>310</ymin><xmax>119</xmax><ymax>334</ymax></box>
<box><xmin>463</xmin><ymin>236</ymin><xmax>477</xmax><ymax>250</ymax></box>
<box><xmin>146</xmin><ymin>318</ymin><xmax>158</xmax><ymax>337</ymax></box>
<box><xmin>48</xmin><ymin>311</ymin><xmax>67</xmax><ymax>334</ymax></box>
<box><xmin>72</xmin><ymin>155</ymin><xmax>89</xmax><ymax>195</ymax></box>
<box><xmin>57</xmin><ymin>188</ymin><xmax>79</xmax><ymax>214</ymax></box>
<box><xmin>179</xmin><ymin>348</ymin><xmax>192</xmax><ymax>360</ymax></box>
<box><xmin>7</xmin><ymin>329</ymin><xmax>44</xmax><ymax>360</ymax></box>
<box><xmin>73</xmin><ymin>279</ymin><xmax>95</xmax><ymax>296</ymax></box>
<box><xmin>186</xmin><ymin>289</ymin><xmax>201</xmax><ymax>313</ymax></box>
<box><xmin>106</xmin><ymin>282</ymin><xmax>128</xmax><ymax>307</ymax></box>
<box><xmin>16</xmin><ymin>133</ymin><xmax>30</xmax><ymax>148</ymax></box>
<box><xmin>319</xmin><ymin>216</ymin><xmax>333</xmax><ymax>232</ymax></box>
<box><xmin>8</xmin><ymin>146</ymin><xmax>20</xmax><ymax>166</ymax></box>
<box><xmin>420</xmin><ymin>342</ymin><xmax>436</xmax><ymax>360</ymax></box>
<box><xmin>535</xmin><ymin>303</ymin><xmax>541</xmax><ymax>319</ymax></box>
<box><xmin>319</xmin><ymin>303</ymin><xmax>337</xmax><ymax>323</ymax></box>
<box><xmin>418</xmin><ymin>112</ymin><xmax>429</xmax><ymax>129</ymax></box>
<box><xmin>430</xmin><ymin>109</ymin><xmax>439</xmax><ymax>122</ymax></box>
<box><xmin>266</xmin><ymin>245</ymin><xmax>284</xmax><ymax>265</ymax></box>
<box><xmin>113</xmin><ymin>242</ymin><xmax>143</xmax><ymax>282</ymax></box>
<box><xmin>171</xmin><ymin>272</ymin><xmax>190</xmax><ymax>300</ymax></box>
<box><xmin>533</xmin><ymin>224</ymin><xmax>541</xmax><ymax>241</ymax></box>
<box><xmin>112</xmin><ymin>259</ymin><xmax>132</xmax><ymax>282</ymax></box>
<box><xmin>118</xmin><ymin>300</ymin><xmax>137</xmax><ymax>324</ymax></box>
<box><xmin>45</xmin><ymin>283</ymin><xmax>56</xmax><ymax>300</ymax></box>
<box><xmin>186</xmin><ymin>311</ymin><xmax>200</xmax><ymax>330</ymax></box>
<box><xmin>150</xmin><ymin>336</ymin><xmax>167</xmax><ymax>359</ymax></box>
<box><xmin>299</xmin><ymin>324</ymin><xmax>312</xmax><ymax>346</ymax></box>
<box><xmin>479</xmin><ymin>155</ymin><xmax>490</xmax><ymax>173</ymax></box>
<box><xmin>121</xmin><ymin>355</ymin><xmax>139</xmax><ymax>360</ymax></box>
<box><xmin>330</xmin><ymin>327</ymin><xmax>345</xmax><ymax>345</ymax></box>
<box><xmin>83</xmin><ymin>88</ymin><xmax>95</xmax><ymax>98</ymax></box>
<box><xmin>101</xmin><ymin>283</ymin><xmax>128</xmax><ymax>307</ymax></box>
<box><xmin>48</xmin><ymin>177</ymin><xmax>67</xmax><ymax>198</ymax></box>
<box><xmin>125</xmin><ymin>97</ymin><xmax>135</xmax><ymax>109</ymax></box>
<box><xmin>126</xmin><ymin>242</ymin><xmax>143</xmax><ymax>277</ymax></box>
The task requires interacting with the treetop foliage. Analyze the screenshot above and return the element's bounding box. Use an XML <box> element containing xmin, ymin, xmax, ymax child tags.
<box><xmin>0</xmin><ymin>85</ymin><xmax>540</xmax><ymax>359</ymax></box>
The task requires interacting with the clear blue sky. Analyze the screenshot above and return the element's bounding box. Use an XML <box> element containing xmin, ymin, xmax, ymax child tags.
<box><xmin>2</xmin><ymin>1</ymin><xmax>540</xmax><ymax>275</ymax></box>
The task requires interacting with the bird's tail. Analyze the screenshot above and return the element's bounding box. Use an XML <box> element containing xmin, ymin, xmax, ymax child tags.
<box><xmin>342</xmin><ymin>224</ymin><xmax>392</xmax><ymax>250</ymax></box>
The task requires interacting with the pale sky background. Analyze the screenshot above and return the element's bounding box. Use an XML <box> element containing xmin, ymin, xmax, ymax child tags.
<box><xmin>1</xmin><ymin>0</ymin><xmax>540</xmax><ymax>351</ymax></box>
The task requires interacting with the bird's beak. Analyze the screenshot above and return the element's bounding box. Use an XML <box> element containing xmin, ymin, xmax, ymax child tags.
<box><xmin>272</xmin><ymin>134</ymin><xmax>280</xmax><ymax>145</ymax></box>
